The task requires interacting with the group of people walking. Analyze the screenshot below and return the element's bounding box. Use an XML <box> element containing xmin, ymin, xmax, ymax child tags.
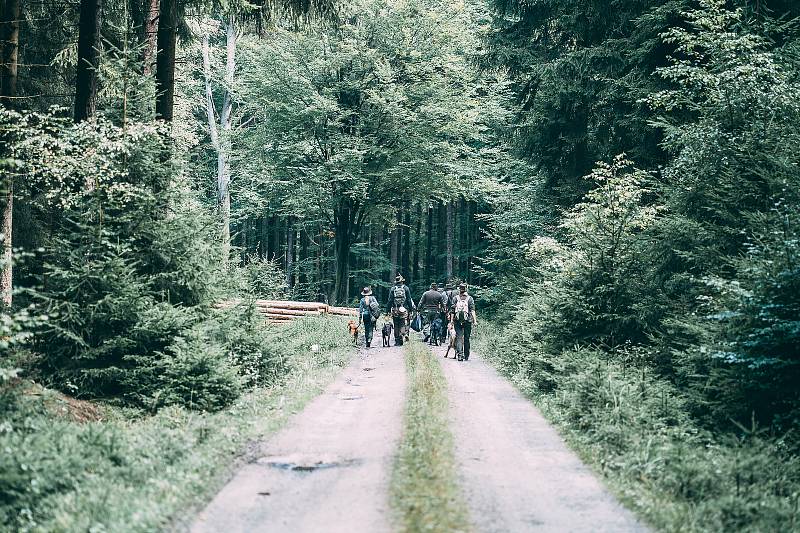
<box><xmin>357</xmin><ymin>275</ymin><xmax>477</xmax><ymax>361</ymax></box>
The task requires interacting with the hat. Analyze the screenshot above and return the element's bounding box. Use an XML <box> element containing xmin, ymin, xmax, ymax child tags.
<box><xmin>458</xmin><ymin>282</ymin><xmax>467</xmax><ymax>292</ymax></box>
<box><xmin>430</xmin><ymin>282</ymin><xmax>437</xmax><ymax>289</ymax></box>
<box><xmin>444</xmin><ymin>281</ymin><xmax>454</xmax><ymax>290</ymax></box>
<box><xmin>395</xmin><ymin>275</ymin><xmax>405</xmax><ymax>283</ymax></box>
<box><xmin>361</xmin><ymin>286</ymin><xmax>372</xmax><ymax>296</ymax></box>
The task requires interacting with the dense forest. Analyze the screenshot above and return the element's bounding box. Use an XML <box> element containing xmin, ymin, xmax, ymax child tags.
<box><xmin>1</xmin><ymin>0</ymin><xmax>799</xmax><ymax>530</ymax></box>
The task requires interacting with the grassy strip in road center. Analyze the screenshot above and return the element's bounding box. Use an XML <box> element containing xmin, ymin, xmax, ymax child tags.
<box><xmin>390</xmin><ymin>341</ymin><xmax>470</xmax><ymax>533</ymax></box>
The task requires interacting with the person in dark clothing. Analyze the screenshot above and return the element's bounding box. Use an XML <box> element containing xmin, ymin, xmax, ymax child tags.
<box><xmin>358</xmin><ymin>286</ymin><xmax>379</xmax><ymax>348</ymax></box>
<box><xmin>418</xmin><ymin>282</ymin><xmax>443</xmax><ymax>342</ymax></box>
<box><xmin>451</xmin><ymin>282</ymin><xmax>477</xmax><ymax>361</ymax></box>
<box><xmin>386</xmin><ymin>274</ymin><xmax>415</xmax><ymax>346</ymax></box>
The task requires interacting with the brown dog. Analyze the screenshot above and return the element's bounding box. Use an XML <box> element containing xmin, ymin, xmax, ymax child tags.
<box><xmin>443</xmin><ymin>322</ymin><xmax>456</xmax><ymax>358</ymax></box>
<box><xmin>347</xmin><ymin>320</ymin><xmax>360</xmax><ymax>344</ymax></box>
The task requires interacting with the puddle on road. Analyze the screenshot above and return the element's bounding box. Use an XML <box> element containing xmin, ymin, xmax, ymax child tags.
<box><xmin>339</xmin><ymin>395</ymin><xmax>364</xmax><ymax>400</ymax></box>
<box><xmin>257</xmin><ymin>454</ymin><xmax>361</xmax><ymax>472</ymax></box>
<box><xmin>362</xmin><ymin>367</ymin><xmax>376</xmax><ymax>372</ymax></box>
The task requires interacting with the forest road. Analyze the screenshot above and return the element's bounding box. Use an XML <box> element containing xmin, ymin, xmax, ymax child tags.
<box><xmin>189</xmin><ymin>344</ymin><xmax>406</xmax><ymax>533</ymax></box>
<box><xmin>433</xmin><ymin>343</ymin><xmax>649</xmax><ymax>533</ymax></box>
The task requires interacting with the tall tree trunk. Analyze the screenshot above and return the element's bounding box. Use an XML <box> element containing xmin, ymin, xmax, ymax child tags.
<box><xmin>0</xmin><ymin>0</ymin><xmax>19</xmax><ymax>306</ymax></box>
<box><xmin>375</xmin><ymin>224</ymin><xmax>384</xmax><ymax>301</ymax></box>
<box><xmin>202</xmin><ymin>18</ymin><xmax>237</xmax><ymax>264</ymax></box>
<box><xmin>454</xmin><ymin>198</ymin><xmax>461</xmax><ymax>276</ymax></box>
<box><xmin>74</xmin><ymin>0</ymin><xmax>102</xmax><ymax>122</ymax></box>
<box><xmin>143</xmin><ymin>0</ymin><xmax>158</xmax><ymax>75</ymax></box>
<box><xmin>154</xmin><ymin>0</ymin><xmax>177</xmax><ymax>120</ymax></box>
<box><xmin>0</xmin><ymin>177</ymin><xmax>10</xmax><ymax>306</ymax></box>
<box><xmin>446</xmin><ymin>200</ymin><xmax>453</xmax><ymax>279</ymax></box>
<box><xmin>260</xmin><ymin>215</ymin><xmax>268</xmax><ymax>259</ymax></box>
<box><xmin>402</xmin><ymin>201</ymin><xmax>410</xmax><ymax>284</ymax></box>
<box><xmin>316</xmin><ymin>221</ymin><xmax>324</xmax><ymax>296</ymax></box>
<box><xmin>300</xmin><ymin>228</ymin><xmax>309</xmax><ymax>287</ymax></box>
<box><xmin>389</xmin><ymin>215</ymin><xmax>399</xmax><ymax>284</ymax></box>
<box><xmin>0</xmin><ymin>0</ymin><xmax>20</xmax><ymax>105</ymax></box>
<box><xmin>333</xmin><ymin>212</ymin><xmax>352</xmax><ymax>305</ymax></box>
<box><xmin>285</xmin><ymin>217</ymin><xmax>294</xmax><ymax>289</ymax></box>
<box><xmin>425</xmin><ymin>203</ymin><xmax>432</xmax><ymax>283</ymax></box>
<box><xmin>273</xmin><ymin>215</ymin><xmax>281</xmax><ymax>265</ymax></box>
<box><xmin>412</xmin><ymin>202</ymin><xmax>421</xmax><ymax>284</ymax></box>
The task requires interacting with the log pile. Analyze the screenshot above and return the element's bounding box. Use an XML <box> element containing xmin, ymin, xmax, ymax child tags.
<box><xmin>215</xmin><ymin>299</ymin><xmax>359</xmax><ymax>325</ymax></box>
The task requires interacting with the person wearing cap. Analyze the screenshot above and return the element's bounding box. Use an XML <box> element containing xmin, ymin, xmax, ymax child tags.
<box><xmin>358</xmin><ymin>286</ymin><xmax>379</xmax><ymax>348</ymax></box>
<box><xmin>386</xmin><ymin>274</ymin><xmax>416</xmax><ymax>346</ymax></box>
<box><xmin>451</xmin><ymin>282</ymin><xmax>477</xmax><ymax>361</ymax></box>
<box><xmin>418</xmin><ymin>282</ymin><xmax>444</xmax><ymax>342</ymax></box>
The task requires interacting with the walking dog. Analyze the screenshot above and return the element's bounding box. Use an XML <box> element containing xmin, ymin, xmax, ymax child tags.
<box><xmin>443</xmin><ymin>322</ymin><xmax>457</xmax><ymax>358</ymax></box>
<box><xmin>381</xmin><ymin>322</ymin><xmax>393</xmax><ymax>347</ymax></box>
<box><xmin>347</xmin><ymin>320</ymin><xmax>360</xmax><ymax>345</ymax></box>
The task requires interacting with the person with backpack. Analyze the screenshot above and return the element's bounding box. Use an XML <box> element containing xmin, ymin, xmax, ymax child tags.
<box><xmin>385</xmin><ymin>274</ymin><xmax>416</xmax><ymax>346</ymax></box>
<box><xmin>358</xmin><ymin>286</ymin><xmax>381</xmax><ymax>348</ymax></box>
<box><xmin>418</xmin><ymin>282</ymin><xmax>444</xmax><ymax>342</ymax></box>
<box><xmin>451</xmin><ymin>282</ymin><xmax>477</xmax><ymax>361</ymax></box>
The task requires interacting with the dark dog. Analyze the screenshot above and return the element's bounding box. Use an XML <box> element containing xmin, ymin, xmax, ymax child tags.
<box><xmin>429</xmin><ymin>317</ymin><xmax>444</xmax><ymax>346</ymax></box>
<box><xmin>381</xmin><ymin>322</ymin><xmax>393</xmax><ymax>347</ymax></box>
<box><xmin>347</xmin><ymin>320</ymin><xmax>360</xmax><ymax>345</ymax></box>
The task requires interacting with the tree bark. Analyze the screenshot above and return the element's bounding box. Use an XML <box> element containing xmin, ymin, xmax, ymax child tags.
<box><xmin>0</xmin><ymin>177</ymin><xmax>10</xmax><ymax>306</ymax></box>
<box><xmin>74</xmin><ymin>0</ymin><xmax>102</xmax><ymax>122</ymax></box>
<box><xmin>143</xmin><ymin>0</ymin><xmax>158</xmax><ymax>75</ymax></box>
<box><xmin>402</xmin><ymin>200</ymin><xmax>410</xmax><ymax>285</ymax></box>
<box><xmin>446</xmin><ymin>200</ymin><xmax>454</xmax><ymax>279</ymax></box>
<box><xmin>155</xmin><ymin>0</ymin><xmax>177</xmax><ymax>120</ymax></box>
<box><xmin>0</xmin><ymin>0</ymin><xmax>20</xmax><ymax>105</ymax></box>
<box><xmin>202</xmin><ymin>18</ymin><xmax>237</xmax><ymax>264</ymax></box>
<box><xmin>299</xmin><ymin>227</ymin><xmax>309</xmax><ymax>287</ymax></box>
<box><xmin>0</xmin><ymin>0</ymin><xmax>19</xmax><ymax>306</ymax></box>
<box><xmin>412</xmin><ymin>202</ymin><xmax>421</xmax><ymax>285</ymax></box>
<box><xmin>332</xmin><ymin>211</ymin><xmax>352</xmax><ymax>305</ymax></box>
<box><xmin>389</xmin><ymin>212</ymin><xmax>399</xmax><ymax>283</ymax></box>
<box><xmin>285</xmin><ymin>217</ymin><xmax>294</xmax><ymax>289</ymax></box>
<box><xmin>425</xmin><ymin>203</ymin><xmax>432</xmax><ymax>282</ymax></box>
<box><xmin>0</xmin><ymin>0</ymin><xmax>19</xmax><ymax>101</ymax></box>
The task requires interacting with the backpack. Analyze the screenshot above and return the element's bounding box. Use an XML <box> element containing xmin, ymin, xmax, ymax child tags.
<box><xmin>391</xmin><ymin>285</ymin><xmax>406</xmax><ymax>309</ymax></box>
<box><xmin>368</xmin><ymin>296</ymin><xmax>381</xmax><ymax>320</ymax></box>
<box><xmin>454</xmin><ymin>294</ymin><xmax>470</xmax><ymax>323</ymax></box>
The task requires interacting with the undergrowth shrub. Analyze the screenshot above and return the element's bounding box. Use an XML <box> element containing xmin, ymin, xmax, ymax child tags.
<box><xmin>0</xmin><ymin>315</ymin><xmax>352</xmax><ymax>532</ymax></box>
<box><xmin>482</xmin><ymin>331</ymin><xmax>800</xmax><ymax>531</ymax></box>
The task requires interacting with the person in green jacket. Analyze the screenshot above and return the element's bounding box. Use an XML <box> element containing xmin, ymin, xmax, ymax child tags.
<box><xmin>358</xmin><ymin>286</ymin><xmax>379</xmax><ymax>348</ymax></box>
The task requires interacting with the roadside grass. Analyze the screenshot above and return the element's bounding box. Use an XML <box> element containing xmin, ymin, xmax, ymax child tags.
<box><xmin>476</xmin><ymin>328</ymin><xmax>800</xmax><ymax>533</ymax></box>
<box><xmin>390</xmin><ymin>341</ymin><xmax>470</xmax><ymax>533</ymax></box>
<box><xmin>1</xmin><ymin>316</ymin><xmax>352</xmax><ymax>532</ymax></box>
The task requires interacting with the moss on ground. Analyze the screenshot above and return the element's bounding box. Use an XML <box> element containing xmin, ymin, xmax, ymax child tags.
<box><xmin>391</xmin><ymin>341</ymin><xmax>470</xmax><ymax>533</ymax></box>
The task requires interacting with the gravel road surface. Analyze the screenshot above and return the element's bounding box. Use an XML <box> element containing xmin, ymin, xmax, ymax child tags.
<box><xmin>435</xmin><ymin>344</ymin><xmax>648</xmax><ymax>532</ymax></box>
<box><xmin>190</xmin><ymin>344</ymin><xmax>405</xmax><ymax>533</ymax></box>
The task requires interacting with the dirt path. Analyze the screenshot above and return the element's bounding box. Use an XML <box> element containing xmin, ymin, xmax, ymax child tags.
<box><xmin>190</xmin><ymin>344</ymin><xmax>405</xmax><ymax>533</ymax></box>
<box><xmin>434</xmin><ymin>344</ymin><xmax>649</xmax><ymax>532</ymax></box>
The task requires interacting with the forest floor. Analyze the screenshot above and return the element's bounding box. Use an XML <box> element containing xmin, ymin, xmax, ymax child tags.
<box><xmin>188</xmin><ymin>336</ymin><xmax>647</xmax><ymax>533</ymax></box>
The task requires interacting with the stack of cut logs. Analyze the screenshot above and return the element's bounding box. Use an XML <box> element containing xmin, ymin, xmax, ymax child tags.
<box><xmin>216</xmin><ymin>299</ymin><xmax>359</xmax><ymax>325</ymax></box>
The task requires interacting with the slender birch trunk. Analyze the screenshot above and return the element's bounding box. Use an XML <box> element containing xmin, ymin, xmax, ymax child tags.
<box><xmin>202</xmin><ymin>17</ymin><xmax>237</xmax><ymax>264</ymax></box>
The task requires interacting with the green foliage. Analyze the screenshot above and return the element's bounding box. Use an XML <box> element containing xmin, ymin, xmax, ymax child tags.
<box><xmin>0</xmin><ymin>317</ymin><xmax>352</xmax><ymax>532</ymax></box>
<box><xmin>480</xmin><ymin>2</ymin><xmax>800</xmax><ymax>528</ymax></box>
<box><xmin>481</xmin><ymin>335</ymin><xmax>800</xmax><ymax>532</ymax></box>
